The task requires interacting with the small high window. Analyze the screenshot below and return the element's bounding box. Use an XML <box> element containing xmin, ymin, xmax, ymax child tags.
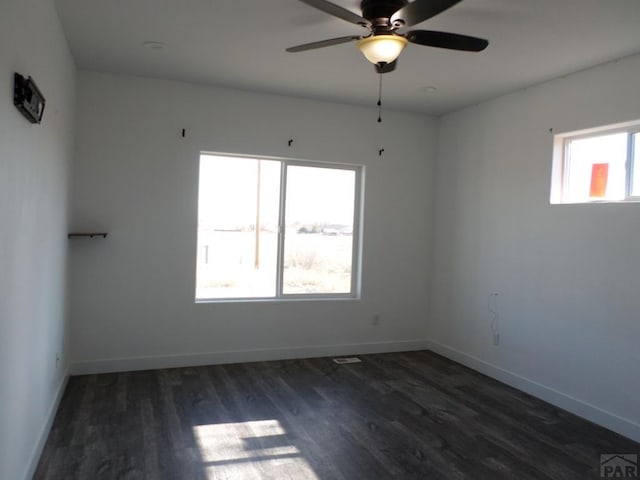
<box><xmin>195</xmin><ymin>153</ymin><xmax>363</xmax><ymax>301</ymax></box>
<box><xmin>551</xmin><ymin>121</ymin><xmax>640</xmax><ymax>204</ymax></box>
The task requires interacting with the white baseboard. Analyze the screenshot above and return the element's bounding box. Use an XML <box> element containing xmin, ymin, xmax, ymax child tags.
<box><xmin>425</xmin><ymin>339</ymin><xmax>640</xmax><ymax>443</ymax></box>
<box><xmin>70</xmin><ymin>339</ymin><xmax>431</xmax><ymax>376</ymax></box>
<box><xmin>24</xmin><ymin>370</ymin><xmax>69</xmax><ymax>480</ymax></box>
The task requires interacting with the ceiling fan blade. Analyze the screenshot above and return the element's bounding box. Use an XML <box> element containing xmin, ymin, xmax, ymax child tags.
<box><xmin>406</xmin><ymin>30</ymin><xmax>488</xmax><ymax>51</ymax></box>
<box><xmin>286</xmin><ymin>35</ymin><xmax>362</xmax><ymax>53</ymax></box>
<box><xmin>391</xmin><ymin>0</ymin><xmax>462</xmax><ymax>27</ymax></box>
<box><xmin>298</xmin><ymin>0</ymin><xmax>371</xmax><ymax>27</ymax></box>
<box><xmin>375</xmin><ymin>60</ymin><xmax>397</xmax><ymax>74</ymax></box>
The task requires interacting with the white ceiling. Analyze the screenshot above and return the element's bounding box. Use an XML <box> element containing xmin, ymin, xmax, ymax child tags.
<box><xmin>54</xmin><ymin>0</ymin><xmax>640</xmax><ymax>115</ymax></box>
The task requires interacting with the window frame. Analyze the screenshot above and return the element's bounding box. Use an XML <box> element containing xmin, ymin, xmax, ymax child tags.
<box><xmin>551</xmin><ymin>120</ymin><xmax>640</xmax><ymax>204</ymax></box>
<box><xmin>195</xmin><ymin>152</ymin><xmax>364</xmax><ymax>303</ymax></box>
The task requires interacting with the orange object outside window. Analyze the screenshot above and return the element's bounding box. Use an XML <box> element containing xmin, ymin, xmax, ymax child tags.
<box><xmin>590</xmin><ymin>163</ymin><xmax>609</xmax><ymax>198</ymax></box>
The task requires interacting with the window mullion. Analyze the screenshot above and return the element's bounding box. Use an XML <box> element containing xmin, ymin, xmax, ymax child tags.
<box><xmin>629</xmin><ymin>132</ymin><xmax>640</xmax><ymax>198</ymax></box>
<box><xmin>562</xmin><ymin>139</ymin><xmax>571</xmax><ymax>203</ymax></box>
<box><xmin>275</xmin><ymin>162</ymin><xmax>288</xmax><ymax>297</ymax></box>
<box><xmin>351</xmin><ymin>167</ymin><xmax>362</xmax><ymax>296</ymax></box>
<box><xmin>625</xmin><ymin>133</ymin><xmax>633</xmax><ymax>198</ymax></box>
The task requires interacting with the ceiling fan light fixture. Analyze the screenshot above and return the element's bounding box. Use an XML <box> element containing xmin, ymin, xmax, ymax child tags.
<box><xmin>357</xmin><ymin>35</ymin><xmax>408</xmax><ymax>65</ymax></box>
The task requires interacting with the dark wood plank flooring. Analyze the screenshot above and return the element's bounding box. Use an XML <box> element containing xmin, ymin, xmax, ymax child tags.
<box><xmin>34</xmin><ymin>351</ymin><xmax>639</xmax><ymax>479</ymax></box>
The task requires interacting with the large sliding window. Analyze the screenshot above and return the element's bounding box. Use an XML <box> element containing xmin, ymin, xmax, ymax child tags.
<box><xmin>196</xmin><ymin>153</ymin><xmax>362</xmax><ymax>301</ymax></box>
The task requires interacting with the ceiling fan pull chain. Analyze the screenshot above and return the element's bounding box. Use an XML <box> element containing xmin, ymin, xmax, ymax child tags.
<box><xmin>377</xmin><ymin>72</ymin><xmax>383</xmax><ymax>123</ymax></box>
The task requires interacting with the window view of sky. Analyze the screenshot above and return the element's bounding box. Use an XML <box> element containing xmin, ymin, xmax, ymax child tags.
<box><xmin>285</xmin><ymin>165</ymin><xmax>355</xmax><ymax>227</ymax></box>
<box><xmin>198</xmin><ymin>156</ymin><xmax>281</xmax><ymax>230</ymax></box>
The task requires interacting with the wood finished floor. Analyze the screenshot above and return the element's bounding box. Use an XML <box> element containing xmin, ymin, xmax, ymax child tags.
<box><xmin>35</xmin><ymin>351</ymin><xmax>638</xmax><ymax>479</ymax></box>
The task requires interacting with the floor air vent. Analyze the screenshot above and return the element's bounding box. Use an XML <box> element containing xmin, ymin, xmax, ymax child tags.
<box><xmin>332</xmin><ymin>357</ymin><xmax>362</xmax><ymax>364</ymax></box>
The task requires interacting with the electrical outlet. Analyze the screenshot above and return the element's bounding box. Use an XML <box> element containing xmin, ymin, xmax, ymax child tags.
<box><xmin>372</xmin><ymin>314</ymin><xmax>380</xmax><ymax>326</ymax></box>
<box><xmin>492</xmin><ymin>333</ymin><xmax>500</xmax><ymax>346</ymax></box>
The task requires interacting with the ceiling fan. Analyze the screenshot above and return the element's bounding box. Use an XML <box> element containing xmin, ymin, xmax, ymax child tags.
<box><xmin>287</xmin><ymin>0</ymin><xmax>489</xmax><ymax>73</ymax></box>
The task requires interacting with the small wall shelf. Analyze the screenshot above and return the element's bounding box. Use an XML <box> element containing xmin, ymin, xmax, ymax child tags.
<box><xmin>68</xmin><ymin>233</ymin><xmax>108</xmax><ymax>239</ymax></box>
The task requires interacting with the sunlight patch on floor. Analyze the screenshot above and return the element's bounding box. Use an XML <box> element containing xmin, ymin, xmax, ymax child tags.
<box><xmin>193</xmin><ymin>420</ymin><xmax>319</xmax><ymax>479</ymax></box>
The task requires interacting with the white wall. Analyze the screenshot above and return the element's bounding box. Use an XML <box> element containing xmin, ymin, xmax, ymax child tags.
<box><xmin>430</xmin><ymin>54</ymin><xmax>640</xmax><ymax>441</ymax></box>
<box><xmin>69</xmin><ymin>72</ymin><xmax>436</xmax><ymax>373</ymax></box>
<box><xmin>0</xmin><ymin>1</ymin><xmax>76</xmax><ymax>478</ymax></box>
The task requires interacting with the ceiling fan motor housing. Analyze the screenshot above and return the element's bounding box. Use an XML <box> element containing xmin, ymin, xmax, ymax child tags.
<box><xmin>286</xmin><ymin>0</ymin><xmax>489</xmax><ymax>67</ymax></box>
<box><xmin>361</xmin><ymin>0</ymin><xmax>408</xmax><ymax>26</ymax></box>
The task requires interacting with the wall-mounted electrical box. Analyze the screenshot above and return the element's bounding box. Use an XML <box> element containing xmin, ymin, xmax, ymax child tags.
<box><xmin>13</xmin><ymin>73</ymin><xmax>46</xmax><ymax>124</ymax></box>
